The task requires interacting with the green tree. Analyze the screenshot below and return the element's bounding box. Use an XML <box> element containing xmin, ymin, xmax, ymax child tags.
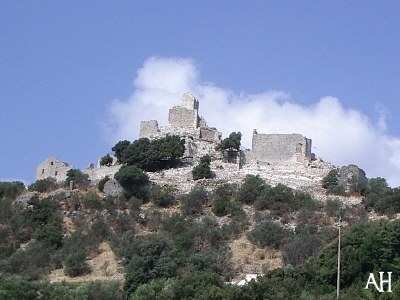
<box><xmin>112</xmin><ymin>140</ymin><xmax>131</xmax><ymax>163</ymax></box>
<box><xmin>192</xmin><ymin>155</ymin><xmax>212</xmax><ymax>180</ymax></box>
<box><xmin>65</xmin><ymin>169</ymin><xmax>89</xmax><ymax>189</ymax></box>
<box><xmin>150</xmin><ymin>184</ymin><xmax>175</xmax><ymax>208</ymax></box>
<box><xmin>237</xmin><ymin>174</ymin><xmax>266</xmax><ymax>204</ymax></box>
<box><xmin>64</xmin><ymin>249</ymin><xmax>90</xmax><ymax>277</ymax></box>
<box><xmin>216</xmin><ymin>132</ymin><xmax>241</xmax><ymax>151</ymax></box>
<box><xmin>97</xmin><ymin>176</ymin><xmax>110</xmax><ymax>192</ymax></box>
<box><xmin>114</xmin><ymin>165</ymin><xmax>149</xmax><ymax>199</ymax></box>
<box><xmin>181</xmin><ymin>185</ymin><xmax>208</xmax><ymax>215</ymax></box>
<box><xmin>99</xmin><ymin>154</ymin><xmax>113</xmax><ymax>166</ymax></box>
<box><xmin>118</xmin><ymin>136</ymin><xmax>185</xmax><ymax>171</ymax></box>
<box><xmin>0</xmin><ymin>181</ymin><xmax>25</xmax><ymax>200</ymax></box>
<box><xmin>212</xmin><ymin>183</ymin><xmax>235</xmax><ymax>216</ymax></box>
<box><xmin>29</xmin><ymin>177</ymin><xmax>57</xmax><ymax>193</ymax></box>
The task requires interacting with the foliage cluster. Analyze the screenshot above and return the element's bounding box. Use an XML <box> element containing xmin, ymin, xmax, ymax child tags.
<box><xmin>363</xmin><ymin>177</ymin><xmax>400</xmax><ymax>216</ymax></box>
<box><xmin>0</xmin><ymin>181</ymin><xmax>25</xmax><ymax>200</ymax></box>
<box><xmin>65</xmin><ymin>169</ymin><xmax>90</xmax><ymax>189</ymax></box>
<box><xmin>112</xmin><ymin>136</ymin><xmax>185</xmax><ymax>172</ymax></box>
<box><xmin>215</xmin><ymin>131</ymin><xmax>241</xmax><ymax>151</ymax></box>
<box><xmin>114</xmin><ymin>165</ymin><xmax>150</xmax><ymax>199</ymax></box>
<box><xmin>29</xmin><ymin>177</ymin><xmax>57</xmax><ymax>193</ymax></box>
<box><xmin>192</xmin><ymin>154</ymin><xmax>212</xmax><ymax>180</ymax></box>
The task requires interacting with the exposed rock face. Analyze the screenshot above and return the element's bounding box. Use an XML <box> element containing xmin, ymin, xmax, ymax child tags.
<box><xmin>338</xmin><ymin>164</ymin><xmax>368</xmax><ymax>194</ymax></box>
<box><xmin>103</xmin><ymin>179</ymin><xmax>124</xmax><ymax>197</ymax></box>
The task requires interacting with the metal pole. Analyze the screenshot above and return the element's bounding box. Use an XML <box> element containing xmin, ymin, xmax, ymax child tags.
<box><xmin>336</xmin><ymin>216</ymin><xmax>341</xmax><ymax>300</ymax></box>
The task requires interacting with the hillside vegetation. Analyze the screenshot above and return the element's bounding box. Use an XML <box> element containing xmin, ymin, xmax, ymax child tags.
<box><xmin>1</xmin><ymin>137</ymin><xmax>400</xmax><ymax>299</ymax></box>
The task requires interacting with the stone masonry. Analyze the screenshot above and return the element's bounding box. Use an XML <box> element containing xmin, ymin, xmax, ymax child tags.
<box><xmin>36</xmin><ymin>92</ymin><xmax>327</xmax><ymax>190</ymax></box>
<box><xmin>36</xmin><ymin>157</ymin><xmax>72</xmax><ymax>183</ymax></box>
<box><xmin>244</xmin><ymin>130</ymin><xmax>312</xmax><ymax>164</ymax></box>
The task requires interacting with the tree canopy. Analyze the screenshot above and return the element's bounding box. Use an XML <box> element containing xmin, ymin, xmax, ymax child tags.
<box><xmin>216</xmin><ymin>132</ymin><xmax>241</xmax><ymax>151</ymax></box>
<box><xmin>112</xmin><ymin>135</ymin><xmax>185</xmax><ymax>172</ymax></box>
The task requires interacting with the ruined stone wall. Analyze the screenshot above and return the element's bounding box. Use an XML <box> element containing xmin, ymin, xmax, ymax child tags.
<box><xmin>139</xmin><ymin>120</ymin><xmax>160</xmax><ymax>139</ymax></box>
<box><xmin>181</xmin><ymin>92</ymin><xmax>199</xmax><ymax>110</ymax></box>
<box><xmin>249</xmin><ymin>132</ymin><xmax>312</xmax><ymax>163</ymax></box>
<box><xmin>200</xmin><ymin>127</ymin><xmax>221</xmax><ymax>142</ymax></box>
<box><xmin>168</xmin><ymin>106</ymin><xmax>199</xmax><ymax>129</ymax></box>
<box><xmin>83</xmin><ymin>164</ymin><xmax>122</xmax><ymax>183</ymax></box>
<box><xmin>36</xmin><ymin>157</ymin><xmax>72</xmax><ymax>183</ymax></box>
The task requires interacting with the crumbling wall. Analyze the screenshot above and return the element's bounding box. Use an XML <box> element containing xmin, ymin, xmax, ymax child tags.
<box><xmin>36</xmin><ymin>157</ymin><xmax>72</xmax><ymax>183</ymax></box>
<box><xmin>139</xmin><ymin>120</ymin><xmax>160</xmax><ymax>139</ymax></box>
<box><xmin>200</xmin><ymin>127</ymin><xmax>221</xmax><ymax>142</ymax></box>
<box><xmin>249</xmin><ymin>131</ymin><xmax>312</xmax><ymax>164</ymax></box>
<box><xmin>168</xmin><ymin>93</ymin><xmax>200</xmax><ymax>129</ymax></box>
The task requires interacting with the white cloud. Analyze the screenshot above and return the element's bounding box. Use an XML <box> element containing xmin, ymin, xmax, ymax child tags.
<box><xmin>104</xmin><ymin>57</ymin><xmax>400</xmax><ymax>187</ymax></box>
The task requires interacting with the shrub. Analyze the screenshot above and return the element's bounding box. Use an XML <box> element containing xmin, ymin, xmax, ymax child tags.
<box><xmin>81</xmin><ymin>191</ymin><xmax>103</xmax><ymax>210</ymax></box>
<box><xmin>237</xmin><ymin>175</ymin><xmax>266</xmax><ymax>204</ymax></box>
<box><xmin>29</xmin><ymin>177</ymin><xmax>57</xmax><ymax>193</ymax></box>
<box><xmin>99</xmin><ymin>154</ymin><xmax>113</xmax><ymax>166</ymax></box>
<box><xmin>192</xmin><ymin>155</ymin><xmax>212</xmax><ymax>180</ymax></box>
<box><xmin>211</xmin><ymin>183</ymin><xmax>236</xmax><ymax>216</ymax></box>
<box><xmin>65</xmin><ymin>169</ymin><xmax>89</xmax><ymax>189</ymax></box>
<box><xmin>215</xmin><ymin>132</ymin><xmax>241</xmax><ymax>151</ymax></box>
<box><xmin>181</xmin><ymin>185</ymin><xmax>208</xmax><ymax>215</ymax></box>
<box><xmin>64</xmin><ymin>249</ymin><xmax>90</xmax><ymax>277</ymax></box>
<box><xmin>325</xmin><ymin>199</ymin><xmax>342</xmax><ymax>217</ymax></box>
<box><xmin>98</xmin><ymin>176</ymin><xmax>110</xmax><ymax>192</ymax></box>
<box><xmin>35</xmin><ymin>220</ymin><xmax>63</xmax><ymax>249</ymax></box>
<box><xmin>114</xmin><ymin>165</ymin><xmax>149</xmax><ymax>199</ymax></box>
<box><xmin>0</xmin><ymin>181</ymin><xmax>25</xmax><ymax>200</ymax></box>
<box><xmin>150</xmin><ymin>184</ymin><xmax>175</xmax><ymax>207</ymax></box>
<box><xmin>248</xmin><ymin>219</ymin><xmax>291</xmax><ymax>248</ymax></box>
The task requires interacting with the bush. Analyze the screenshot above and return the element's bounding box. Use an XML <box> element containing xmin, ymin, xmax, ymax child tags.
<box><xmin>99</xmin><ymin>154</ymin><xmax>113</xmax><ymax>166</ymax></box>
<box><xmin>29</xmin><ymin>177</ymin><xmax>57</xmax><ymax>193</ymax></box>
<box><xmin>325</xmin><ymin>199</ymin><xmax>342</xmax><ymax>217</ymax></box>
<box><xmin>64</xmin><ymin>249</ymin><xmax>90</xmax><ymax>277</ymax></box>
<box><xmin>248</xmin><ymin>219</ymin><xmax>291</xmax><ymax>248</ymax></box>
<box><xmin>215</xmin><ymin>132</ymin><xmax>241</xmax><ymax>151</ymax></box>
<box><xmin>181</xmin><ymin>185</ymin><xmax>208</xmax><ymax>215</ymax></box>
<box><xmin>150</xmin><ymin>184</ymin><xmax>175</xmax><ymax>207</ymax></box>
<box><xmin>192</xmin><ymin>155</ymin><xmax>212</xmax><ymax>180</ymax></box>
<box><xmin>0</xmin><ymin>181</ymin><xmax>25</xmax><ymax>200</ymax></box>
<box><xmin>114</xmin><ymin>165</ymin><xmax>149</xmax><ymax>199</ymax></box>
<box><xmin>81</xmin><ymin>191</ymin><xmax>103</xmax><ymax>210</ymax></box>
<box><xmin>117</xmin><ymin>135</ymin><xmax>185</xmax><ymax>171</ymax></box>
<box><xmin>65</xmin><ymin>169</ymin><xmax>89</xmax><ymax>189</ymax></box>
<box><xmin>98</xmin><ymin>176</ymin><xmax>110</xmax><ymax>192</ymax></box>
<box><xmin>211</xmin><ymin>183</ymin><xmax>236</xmax><ymax>216</ymax></box>
<box><xmin>237</xmin><ymin>175</ymin><xmax>266</xmax><ymax>204</ymax></box>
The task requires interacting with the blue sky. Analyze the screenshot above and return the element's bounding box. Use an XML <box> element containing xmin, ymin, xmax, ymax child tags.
<box><xmin>1</xmin><ymin>1</ymin><xmax>400</xmax><ymax>186</ymax></box>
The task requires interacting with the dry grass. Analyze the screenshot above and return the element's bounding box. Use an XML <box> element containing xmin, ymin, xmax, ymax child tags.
<box><xmin>48</xmin><ymin>242</ymin><xmax>124</xmax><ymax>284</ymax></box>
<box><xmin>229</xmin><ymin>235</ymin><xmax>282</xmax><ymax>281</ymax></box>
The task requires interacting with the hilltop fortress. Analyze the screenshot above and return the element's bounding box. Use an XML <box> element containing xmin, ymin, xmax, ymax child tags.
<box><xmin>36</xmin><ymin>93</ymin><xmax>330</xmax><ymax>191</ymax></box>
<box><xmin>139</xmin><ymin>92</ymin><xmax>313</xmax><ymax>165</ymax></box>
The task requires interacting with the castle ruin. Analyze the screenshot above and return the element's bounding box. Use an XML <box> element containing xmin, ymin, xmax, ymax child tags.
<box><xmin>139</xmin><ymin>92</ymin><xmax>221</xmax><ymax>144</ymax></box>
<box><xmin>36</xmin><ymin>92</ymin><xmax>314</xmax><ymax>184</ymax></box>
<box><xmin>36</xmin><ymin>157</ymin><xmax>72</xmax><ymax>183</ymax></box>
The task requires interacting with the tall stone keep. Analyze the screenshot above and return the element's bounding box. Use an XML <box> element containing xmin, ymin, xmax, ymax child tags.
<box><xmin>168</xmin><ymin>93</ymin><xmax>199</xmax><ymax>129</ymax></box>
